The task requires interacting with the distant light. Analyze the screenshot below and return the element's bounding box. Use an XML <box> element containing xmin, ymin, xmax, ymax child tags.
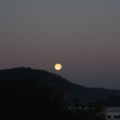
<box><xmin>54</xmin><ymin>63</ymin><xmax>62</xmax><ymax>71</ymax></box>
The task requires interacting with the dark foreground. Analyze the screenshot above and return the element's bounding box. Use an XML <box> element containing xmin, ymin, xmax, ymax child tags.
<box><xmin>0</xmin><ymin>78</ymin><xmax>106</xmax><ymax>120</ymax></box>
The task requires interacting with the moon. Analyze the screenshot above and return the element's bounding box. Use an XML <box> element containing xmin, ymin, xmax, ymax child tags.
<box><xmin>54</xmin><ymin>63</ymin><xmax>62</xmax><ymax>71</ymax></box>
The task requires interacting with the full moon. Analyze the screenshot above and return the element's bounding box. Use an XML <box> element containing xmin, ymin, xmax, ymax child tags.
<box><xmin>54</xmin><ymin>63</ymin><xmax>62</xmax><ymax>71</ymax></box>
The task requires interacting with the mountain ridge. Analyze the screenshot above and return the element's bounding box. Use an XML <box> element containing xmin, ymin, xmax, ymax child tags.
<box><xmin>0</xmin><ymin>67</ymin><xmax>120</xmax><ymax>104</ymax></box>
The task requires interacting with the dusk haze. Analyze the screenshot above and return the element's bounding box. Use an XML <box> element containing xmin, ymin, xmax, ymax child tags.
<box><xmin>0</xmin><ymin>0</ymin><xmax>120</xmax><ymax>89</ymax></box>
<box><xmin>0</xmin><ymin>1</ymin><xmax>120</xmax><ymax>120</ymax></box>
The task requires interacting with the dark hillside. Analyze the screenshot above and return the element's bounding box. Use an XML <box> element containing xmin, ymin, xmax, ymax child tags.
<box><xmin>0</xmin><ymin>67</ymin><xmax>120</xmax><ymax>104</ymax></box>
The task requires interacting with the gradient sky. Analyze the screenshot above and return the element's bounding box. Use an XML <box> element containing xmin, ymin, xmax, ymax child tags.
<box><xmin>0</xmin><ymin>0</ymin><xmax>120</xmax><ymax>89</ymax></box>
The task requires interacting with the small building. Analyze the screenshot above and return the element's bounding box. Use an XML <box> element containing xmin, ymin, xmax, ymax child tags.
<box><xmin>105</xmin><ymin>107</ymin><xmax>120</xmax><ymax>120</ymax></box>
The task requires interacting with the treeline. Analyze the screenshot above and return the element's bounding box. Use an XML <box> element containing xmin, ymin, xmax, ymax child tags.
<box><xmin>69</xmin><ymin>101</ymin><xmax>105</xmax><ymax>120</ymax></box>
<box><xmin>0</xmin><ymin>79</ymin><xmax>105</xmax><ymax>120</ymax></box>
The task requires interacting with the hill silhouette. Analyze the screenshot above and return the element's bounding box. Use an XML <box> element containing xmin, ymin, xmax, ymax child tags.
<box><xmin>0</xmin><ymin>67</ymin><xmax>120</xmax><ymax>104</ymax></box>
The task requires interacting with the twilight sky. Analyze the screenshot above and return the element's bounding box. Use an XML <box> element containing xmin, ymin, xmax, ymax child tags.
<box><xmin>0</xmin><ymin>0</ymin><xmax>120</xmax><ymax>89</ymax></box>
